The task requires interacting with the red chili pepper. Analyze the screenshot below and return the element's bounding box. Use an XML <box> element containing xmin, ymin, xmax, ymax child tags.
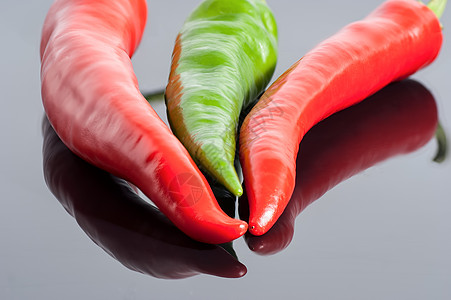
<box><xmin>42</xmin><ymin>117</ymin><xmax>247</xmax><ymax>278</ymax></box>
<box><xmin>240</xmin><ymin>79</ymin><xmax>439</xmax><ymax>254</ymax></box>
<box><xmin>40</xmin><ymin>0</ymin><xmax>247</xmax><ymax>244</ymax></box>
<box><xmin>239</xmin><ymin>0</ymin><xmax>444</xmax><ymax>235</ymax></box>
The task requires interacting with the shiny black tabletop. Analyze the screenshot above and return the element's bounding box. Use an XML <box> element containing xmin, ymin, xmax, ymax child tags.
<box><xmin>2</xmin><ymin>0</ymin><xmax>450</xmax><ymax>299</ymax></box>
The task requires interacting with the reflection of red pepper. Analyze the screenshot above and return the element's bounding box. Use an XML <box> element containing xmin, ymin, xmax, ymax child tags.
<box><xmin>40</xmin><ymin>0</ymin><xmax>246</xmax><ymax>244</ymax></box>
<box><xmin>240</xmin><ymin>79</ymin><xmax>438</xmax><ymax>254</ymax></box>
<box><xmin>42</xmin><ymin>117</ymin><xmax>247</xmax><ymax>278</ymax></box>
<box><xmin>239</xmin><ymin>0</ymin><xmax>444</xmax><ymax>235</ymax></box>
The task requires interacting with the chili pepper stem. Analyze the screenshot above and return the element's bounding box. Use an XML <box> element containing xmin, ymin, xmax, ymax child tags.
<box><xmin>424</xmin><ymin>0</ymin><xmax>447</xmax><ymax>19</ymax></box>
<box><xmin>142</xmin><ymin>90</ymin><xmax>165</xmax><ymax>102</ymax></box>
<box><xmin>433</xmin><ymin>121</ymin><xmax>448</xmax><ymax>163</ymax></box>
<box><xmin>424</xmin><ymin>0</ymin><xmax>447</xmax><ymax>160</ymax></box>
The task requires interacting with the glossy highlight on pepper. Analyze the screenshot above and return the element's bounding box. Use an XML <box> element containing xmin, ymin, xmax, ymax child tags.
<box><xmin>165</xmin><ymin>0</ymin><xmax>278</xmax><ymax>196</ymax></box>
<box><xmin>239</xmin><ymin>0</ymin><xmax>445</xmax><ymax>236</ymax></box>
<box><xmin>40</xmin><ymin>0</ymin><xmax>247</xmax><ymax>244</ymax></box>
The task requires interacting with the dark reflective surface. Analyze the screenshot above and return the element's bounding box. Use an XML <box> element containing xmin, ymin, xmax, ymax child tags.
<box><xmin>3</xmin><ymin>0</ymin><xmax>451</xmax><ymax>299</ymax></box>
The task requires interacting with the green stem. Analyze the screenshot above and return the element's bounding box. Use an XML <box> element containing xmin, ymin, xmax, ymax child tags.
<box><xmin>142</xmin><ymin>89</ymin><xmax>165</xmax><ymax>103</ymax></box>
<box><xmin>426</xmin><ymin>0</ymin><xmax>447</xmax><ymax>20</ymax></box>
<box><xmin>433</xmin><ymin>122</ymin><xmax>448</xmax><ymax>163</ymax></box>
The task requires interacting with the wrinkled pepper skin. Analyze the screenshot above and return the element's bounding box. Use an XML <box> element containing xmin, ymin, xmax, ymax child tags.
<box><xmin>241</xmin><ymin>80</ymin><xmax>438</xmax><ymax>254</ymax></box>
<box><xmin>239</xmin><ymin>0</ymin><xmax>443</xmax><ymax>235</ymax></box>
<box><xmin>40</xmin><ymin>0</ymin><xmax>247</xmax><ymax>244</ymax></box>
<box><xmin>165</xmin><ymin>0</ymin><xmax>278</xmax><ymax>196</ymax></box>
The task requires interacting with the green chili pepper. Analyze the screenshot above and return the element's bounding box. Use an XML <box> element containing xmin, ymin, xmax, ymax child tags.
<box><xmin>165</xmin><ymin>0</ymin><xmax>278</xmax><ymax>196</ymax></box>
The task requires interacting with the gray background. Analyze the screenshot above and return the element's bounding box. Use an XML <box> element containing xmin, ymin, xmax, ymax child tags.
<box><xmin>1</xmin><ymin>0</ymin><xmax>450</xmax><ymax>299</ymax></box>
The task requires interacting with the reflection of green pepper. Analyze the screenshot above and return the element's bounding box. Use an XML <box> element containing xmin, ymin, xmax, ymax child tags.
<box><xmin>165</xmin><ymin>0</ymin><xmax>278</xmax><ymax>196</ymax></box>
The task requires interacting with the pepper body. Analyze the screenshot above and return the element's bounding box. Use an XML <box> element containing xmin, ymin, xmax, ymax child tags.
<box><xmin>42</xmin><ymin>118</ymin><xmax>247</xmax><ymax>278</ymax></box>
<box><xmin>40</xmin><ymin>0</ymin><xmax>247</xmax><ymax>244</ymax></box>
<box><xmin>165</xmin><ymin>0</ymin><xmax>278</xmax><ymax>196</ymax></box>
<box><xmin>241</xmin><ymin>80</ymin><xmax>438</xmax><ymax>254</ymax></box>
<box><xmin>239</xmin><ymin>0</ymin><xmax>443</xmax><ymax>235</ymax></box>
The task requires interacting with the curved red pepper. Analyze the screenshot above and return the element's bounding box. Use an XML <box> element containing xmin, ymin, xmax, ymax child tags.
<box><xmin>42</xmin><ymin>117</ymin><xmax>247</xmax><ymax>278</ymax></box>
<box><xmin>240</xmin><ymin>79</ymin><xmax>438</xmax><ymax>254</ymax></box>
<box><xmin>40</xmin><ymin>0</ymin><xmax>246</xmax><ymax>244</ymax></box>
<box><xmin>239</xmin><ymin>0</ymin><xmax>443</xmax><ymax>236</ymax></box>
